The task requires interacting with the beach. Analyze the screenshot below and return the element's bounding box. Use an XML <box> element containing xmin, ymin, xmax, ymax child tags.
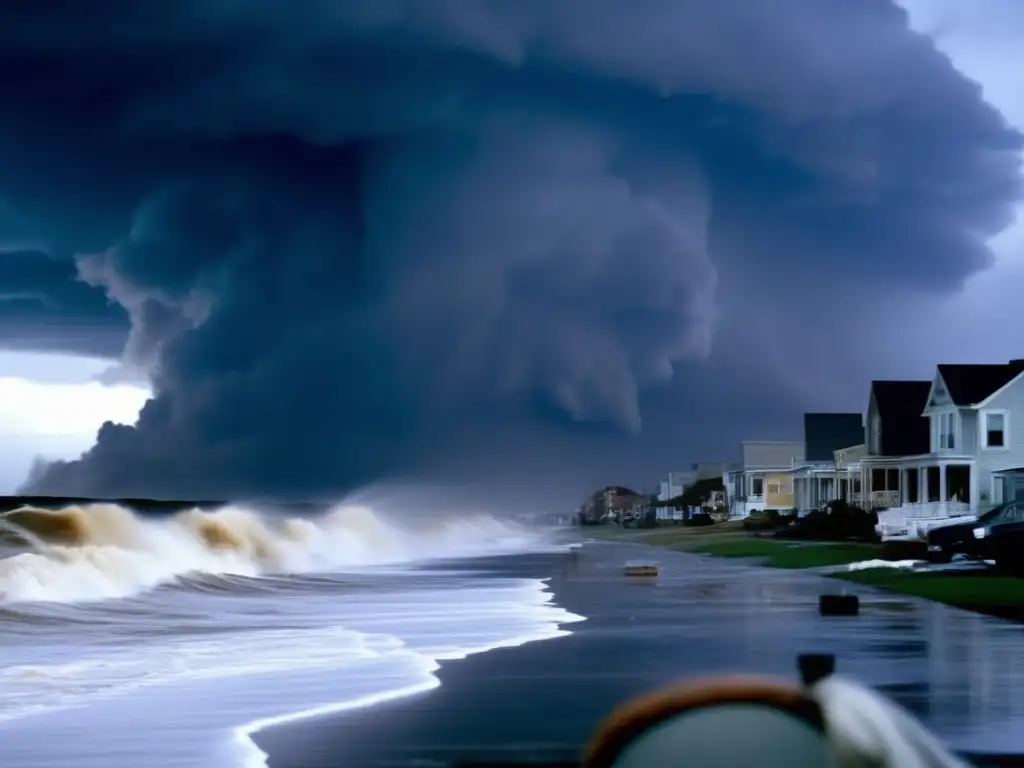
<box><xmin>9</xmin><ymin>508</ymin><xmax>1024</xmax><ymax>768</ymax></box>
<box><xmin>255</xmin><ymin>539</ymin><xmax>1024</xmax><ymax>767</ymax></box>
<box><xmin>0</xmin><ymin>504</ymin><xmax>579</xmax><ymax>768</ymax></box>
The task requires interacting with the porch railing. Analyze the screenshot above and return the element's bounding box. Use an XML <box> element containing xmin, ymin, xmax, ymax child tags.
<box><xmin>869</xmin><ymin>490</ymin><xmax>900</xmax><ymax>509</ymax></box>
<box><xmin>876</xmin><ymin>500</ymin><xmax>974</xmax><ymax>540</ymax></box>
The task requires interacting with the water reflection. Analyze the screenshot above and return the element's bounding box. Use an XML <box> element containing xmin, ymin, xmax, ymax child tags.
<box><xmin>610</xmin><ymin>545</ymin><xmax>1024</xmax><ymax>752</ymax></box>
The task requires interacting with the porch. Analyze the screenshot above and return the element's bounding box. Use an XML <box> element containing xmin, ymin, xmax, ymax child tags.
<box><xmin>792</xmin><ymin>463</ymin><xmax>863</xmax><ymax>514</ymax></box>
<box><xmin>874</xmin><ymin>455</ymin><xmax>975</xmax><ymax>540</ymax></box>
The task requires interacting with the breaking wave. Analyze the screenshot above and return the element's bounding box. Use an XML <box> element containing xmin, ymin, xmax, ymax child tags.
<box><xmin>0</xmin><ymin>503</ymin><xmax>554</xmax><ymax>604</ymax></box>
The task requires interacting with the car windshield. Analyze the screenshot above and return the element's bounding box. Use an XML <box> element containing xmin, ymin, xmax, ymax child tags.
<box><xmin>981</xmin><ymin>502</ymin><xmax>1024</xmax><ymax>524</ymax></box>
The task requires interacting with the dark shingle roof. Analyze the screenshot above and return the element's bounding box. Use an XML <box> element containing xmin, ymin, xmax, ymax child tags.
<box><xmin>872</xmin><ymin>380</ymin><xmax>931</xmax><ymax>421</ymax></box>
<box><xmin>803</xmin><ymin>413</ymin><xmax>864</xmax><ymax>462</ymax></box>
<box><xmin>937</xmin><ymin>361</ymin><xmax>1024</xmax><ymax>406</ymax></box>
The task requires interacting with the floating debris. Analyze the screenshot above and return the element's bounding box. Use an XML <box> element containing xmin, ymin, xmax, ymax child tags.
<box><xmin>623</xmin><ymin>560</ymin><xmax>659</xmax><ymax>577</ymax></box>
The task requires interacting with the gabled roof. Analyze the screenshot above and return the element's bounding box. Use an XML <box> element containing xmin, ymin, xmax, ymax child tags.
<box><xmin>936</xmin><ymin>361</ymin><xmax>1024</xmax><ymax>406</ymax></box>
<box><xmin>872</xmin><ymin>380</ymin><xmax>931</xmax><ymax>420</ymax></box>
<box><xmin>803</xmin><ymin>413</ymin><xmax>863</xmax><ymax>462</ymax></box>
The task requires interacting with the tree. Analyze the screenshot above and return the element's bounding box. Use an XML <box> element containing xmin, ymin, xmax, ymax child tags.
<box><xmin>653</xmin><ymin>476</ymin><xmax>725</xmax><ymax>509</ymax></box>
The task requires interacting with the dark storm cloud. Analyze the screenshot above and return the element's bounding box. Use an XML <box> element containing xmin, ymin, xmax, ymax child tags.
<box><xmin>0</xmin><ymin>250</ymin><xmax>127</xmax><ymax>357</ymax></box>
<box><xmin>1</xmin><ymin>0</ymin><xmax>1020</xmax><ymax>499</ymax></box>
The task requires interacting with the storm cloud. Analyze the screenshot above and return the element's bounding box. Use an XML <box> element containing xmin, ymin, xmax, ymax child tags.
<box><xmin>1</xmin><ymin>0</ymin><xmax>1020</xmax><ymax>500</ymax></box>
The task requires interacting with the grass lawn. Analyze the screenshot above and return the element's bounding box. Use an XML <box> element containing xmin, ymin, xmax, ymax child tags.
<box><xmin>832</xmin><ymin>568</ymin><xmax>1024</xmax><ymax>610</ymax></box>
<box><xmin>588</xmin><ymin>523</ymin><xmax>882</xmax><ymax>568</ymax></box>
<box><xmin>686</xmin><ymin>537</ymin><xmax>882</xmax><ymax>569</ymax></box>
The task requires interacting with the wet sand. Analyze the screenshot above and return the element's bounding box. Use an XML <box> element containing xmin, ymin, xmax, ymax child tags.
<box><xmin>256</xmin><ymin>540</ymin><xmax>1024</xmax><ymax>767</ymax></box>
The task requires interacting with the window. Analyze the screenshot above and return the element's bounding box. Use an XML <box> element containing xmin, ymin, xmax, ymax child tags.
<box><xmin>751</xmin><ymin>478</ymin><xmax>764</xmax><ymax>496</ymax></box>
<box><xmin>853</xmin><ymin>477</ymin><xmax>862</xmax><ymax>494</ymax></box>
<box><xmin>869</xmin><ymin>468</ymin><xmax>898</xmax><ymax>491</ymax></box>
<box><xmin>933</xmin><ymin>411</ymin><xmax>956</xmax><ymax>450</ymax></box>
<box><xmin>870</xmin><ymin>414</ymin><xmax>882</xmax><ymax>454</ymax></box>
<box><xmin>983</xmin><ymin>411</ymin><xmax>1007</xmax><ymax>449</ymax></box>
<box><xmin>991</xmin><ymin>502</ymin><xmax>1024</xmax><ymax>524</ymax></box>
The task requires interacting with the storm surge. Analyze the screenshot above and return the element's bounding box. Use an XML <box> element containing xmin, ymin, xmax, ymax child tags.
<box><xmin>0</xmin><ymin>502</ymin><xmax>583</xmax><ymax>768</ymax></box>
<box><xmin>0</xmin><ymin>502</ymin><xmax>553</xmax><ymax>604</ymax></box>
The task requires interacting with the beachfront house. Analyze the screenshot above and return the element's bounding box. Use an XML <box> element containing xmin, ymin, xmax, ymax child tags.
<box><xmin>658</xmin><ymin>471</ymin><xmax>692</xmax><ymax>503</ymax></box>
<box><xmin>790</xmin><ymin>413</ymin><xmax>865</xmax><ymax>515</ymax></box>
<box><xmin>727</xmin><ymin>440</ymin><xmax>803</xmax><ymax>517</ymax></box>
<box><xmin>874</xmin><ymin>360</ymin><xmax>1024</xmax><ymax>539</ymax></box>
<box><xmin>860</xmin><ymin>380</ymin><xmax>932</xmax><ymax>511</ymax></box>
<box><xmin>657</xmin><ymin>463</ymin><xmax>723</xmax><ymax>505</ymax></box>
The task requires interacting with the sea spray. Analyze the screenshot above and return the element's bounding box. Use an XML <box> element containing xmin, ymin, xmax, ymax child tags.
<box><xmin>0</xmin><ymin>503</ymin><xmax>553</xmax><ymax>604</ymax></box>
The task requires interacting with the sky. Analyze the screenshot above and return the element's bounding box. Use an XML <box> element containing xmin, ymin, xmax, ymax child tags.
<box><xmin>0</xmin><ymin>0</ymin><xmax>1022</xmax><ymax>504</ymax></box>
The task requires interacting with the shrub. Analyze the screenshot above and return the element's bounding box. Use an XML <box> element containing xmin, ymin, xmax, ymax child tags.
<box><xmin>779</xmin><ymin>500</ymin><xmax>877</xmax><ymax>542</ymax></box>
<box><xmin>743</xmin><ymin>508</ymin><xmax>796</xmax><ymax>531</ymax></box>
<box><xmin>638</xmin><ymin>509</ymin><xmax>659</xmax><ymax>529</ymax></box>
<box><xmin>684</xmin><ymin>512</ymin><xmax>715</xmax><ymax>527</ymax></box>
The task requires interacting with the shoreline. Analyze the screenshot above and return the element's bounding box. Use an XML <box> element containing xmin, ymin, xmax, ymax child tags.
<box><xmin>253</xmin><ymin>540</ymin><xmax>1024</xmax><ymax>766</ymax></box>
<box><xmin>251</xmin><ymin>562</ymin><xmax>589</xmax><ymax>768</ymax></box>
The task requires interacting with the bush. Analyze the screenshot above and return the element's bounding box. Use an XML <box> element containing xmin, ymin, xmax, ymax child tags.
<box><xmin>778</xmin><ymin>500</ymin><xmax>877</xmax><ymax>542</ymax></box>
<box><xmin>684</xmin><ymin>512</ymin><xmax>715</xmax><ymax>527</ymax></box>
<box><xmin>742</xmin><ymin>508</ymin><xmax>796</xmax><ymax>531</ymax></box>
<box><xmin>638</xmin><ymin>508</ymin><xmax>659</xmax><ymax>529</ymax></box>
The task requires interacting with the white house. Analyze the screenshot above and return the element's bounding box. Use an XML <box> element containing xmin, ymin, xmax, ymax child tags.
<box><xmin>875</xmin><ymin>360</ymin><xmax>1024</xmax><ymax>539</ymax></box>
<box><xmin>658</xmin><ymin>471</ymin><xmax>692</xmax><ymax>503</ymax></box>
<box><xmin>726</xmin><ymin>440</ymin><xmax>804</xmax><ymax>517</ymax></box>
<box><xmin>791</xmin><ymin>443</ymin><xmax>867</xmax><ymax>515</ymax></box>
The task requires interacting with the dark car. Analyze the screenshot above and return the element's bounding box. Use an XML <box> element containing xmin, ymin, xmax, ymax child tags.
<box><xmin>926</xmin><ymin>501</ymin><xmax>1024</xmax><ymax>571</ymax></box>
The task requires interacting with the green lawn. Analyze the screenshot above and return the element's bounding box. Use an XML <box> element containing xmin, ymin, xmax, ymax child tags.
<box><xmin>686</xmin><ymin>538</ymin><xmax>883</xmax><ymax>568</ymax></box>
<box><xmin>588</xmin><ymin>524</ymin><xmax>883</xmax><ymax>568</ymax></box>
<box><xmin>832</xmin><ymin>568</ymin><xmax>1024</xmax><ymax>607</ymax></box>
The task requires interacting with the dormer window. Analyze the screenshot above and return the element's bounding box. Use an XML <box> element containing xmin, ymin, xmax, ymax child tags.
<box><xmin>934</xmin><ymin>411</ymin><xmax>956</xmax><ymax>451</ymax></box>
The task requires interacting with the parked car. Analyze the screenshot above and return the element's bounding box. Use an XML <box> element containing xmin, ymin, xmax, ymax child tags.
<box><xmin>926</xmin><ymin>501</ymin><xmax>1024</xmax><ymax>571</ymax></box>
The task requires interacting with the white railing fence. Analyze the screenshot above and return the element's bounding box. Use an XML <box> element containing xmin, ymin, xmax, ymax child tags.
<box><xmin>869</xmin><ymin>490</ymin><xmax>901</xmax><ymax>509</ymax></box>
<box><xmin>876</xmin><ymin>500</ymin><xmax>975</xmax><ymax>540</ymax></box>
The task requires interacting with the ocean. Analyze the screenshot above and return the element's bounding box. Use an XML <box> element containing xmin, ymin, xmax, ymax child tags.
<box><xmin>0</xmin><ymin>503</ymin><xmax>583</xmax><ymax>768</ymax></box>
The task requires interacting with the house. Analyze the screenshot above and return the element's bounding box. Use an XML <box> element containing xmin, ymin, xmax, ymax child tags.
<box><xmin>604</xmin><ymin>486</ymin><xmax>644</xmax><ymax>520</ymax></box>
<box><xmin>658</xmin><ymin>472</ymin><xmax>692</xmax><ymax>503</ymax></box>
<box><xmin>874</xmin><ymin>360</ymin><xmax>1024</xmax><ymax>538</ymax></box>
<box><xmin>726</xmin><ymin>440</ymin><xmax>804</xmax><ymax>517</ymax></box>
<box><xmin>790</xmin><ymin>413</ymin><xmax>865</xmax><ymax>514</ymax></box>
<box><xmin>861</xmin><ymin>380</ymin><xmax>932</xmax><ymax>510</ymax></box>
<box><xmin>657</xmin><ymin>463</ymin><xmax>723</xmax><ymax>504</ymax></box>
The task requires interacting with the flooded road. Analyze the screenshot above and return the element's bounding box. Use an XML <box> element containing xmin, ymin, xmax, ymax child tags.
<box><xmin>257</xmin><ymin>541</ymin><xmax>1024</xmax><ymax>766</ymax></box>
<box><xmin>589</xmin><ymin>541</ymin><xmax>1024</xmax><ymax>755</ymax></box>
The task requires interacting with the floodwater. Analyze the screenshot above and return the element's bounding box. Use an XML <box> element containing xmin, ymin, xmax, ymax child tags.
<box><xmin>578</xmin><ymin>541</ymin><xmax>1024</xmax><ymax>756</ymax></box>
<box><xmin>255</xmin><ymin>541</ymin><xmax>1024</xmax><ymax>766</ymax></box>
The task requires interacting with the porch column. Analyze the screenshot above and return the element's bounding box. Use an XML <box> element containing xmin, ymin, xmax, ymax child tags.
<box><xmin>939</xmin><ymin>463</ymin><xmax>947</xmax><ymax>503</ymax></box>
<box><xmin>918</xmin><ymin>467</ymin><xmax>926</xmax><ymax>503</ymax></box>
<box><xmin>901</xmin><ymin>468</ymin><xmax>909</xmax><ymax>504</ymax></box>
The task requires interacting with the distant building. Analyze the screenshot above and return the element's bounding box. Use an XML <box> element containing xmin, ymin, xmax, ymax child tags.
<box><xmin>725</xmin><ymin>441</ymin><xmax>804</xmax><ymax>517</ymax></box>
